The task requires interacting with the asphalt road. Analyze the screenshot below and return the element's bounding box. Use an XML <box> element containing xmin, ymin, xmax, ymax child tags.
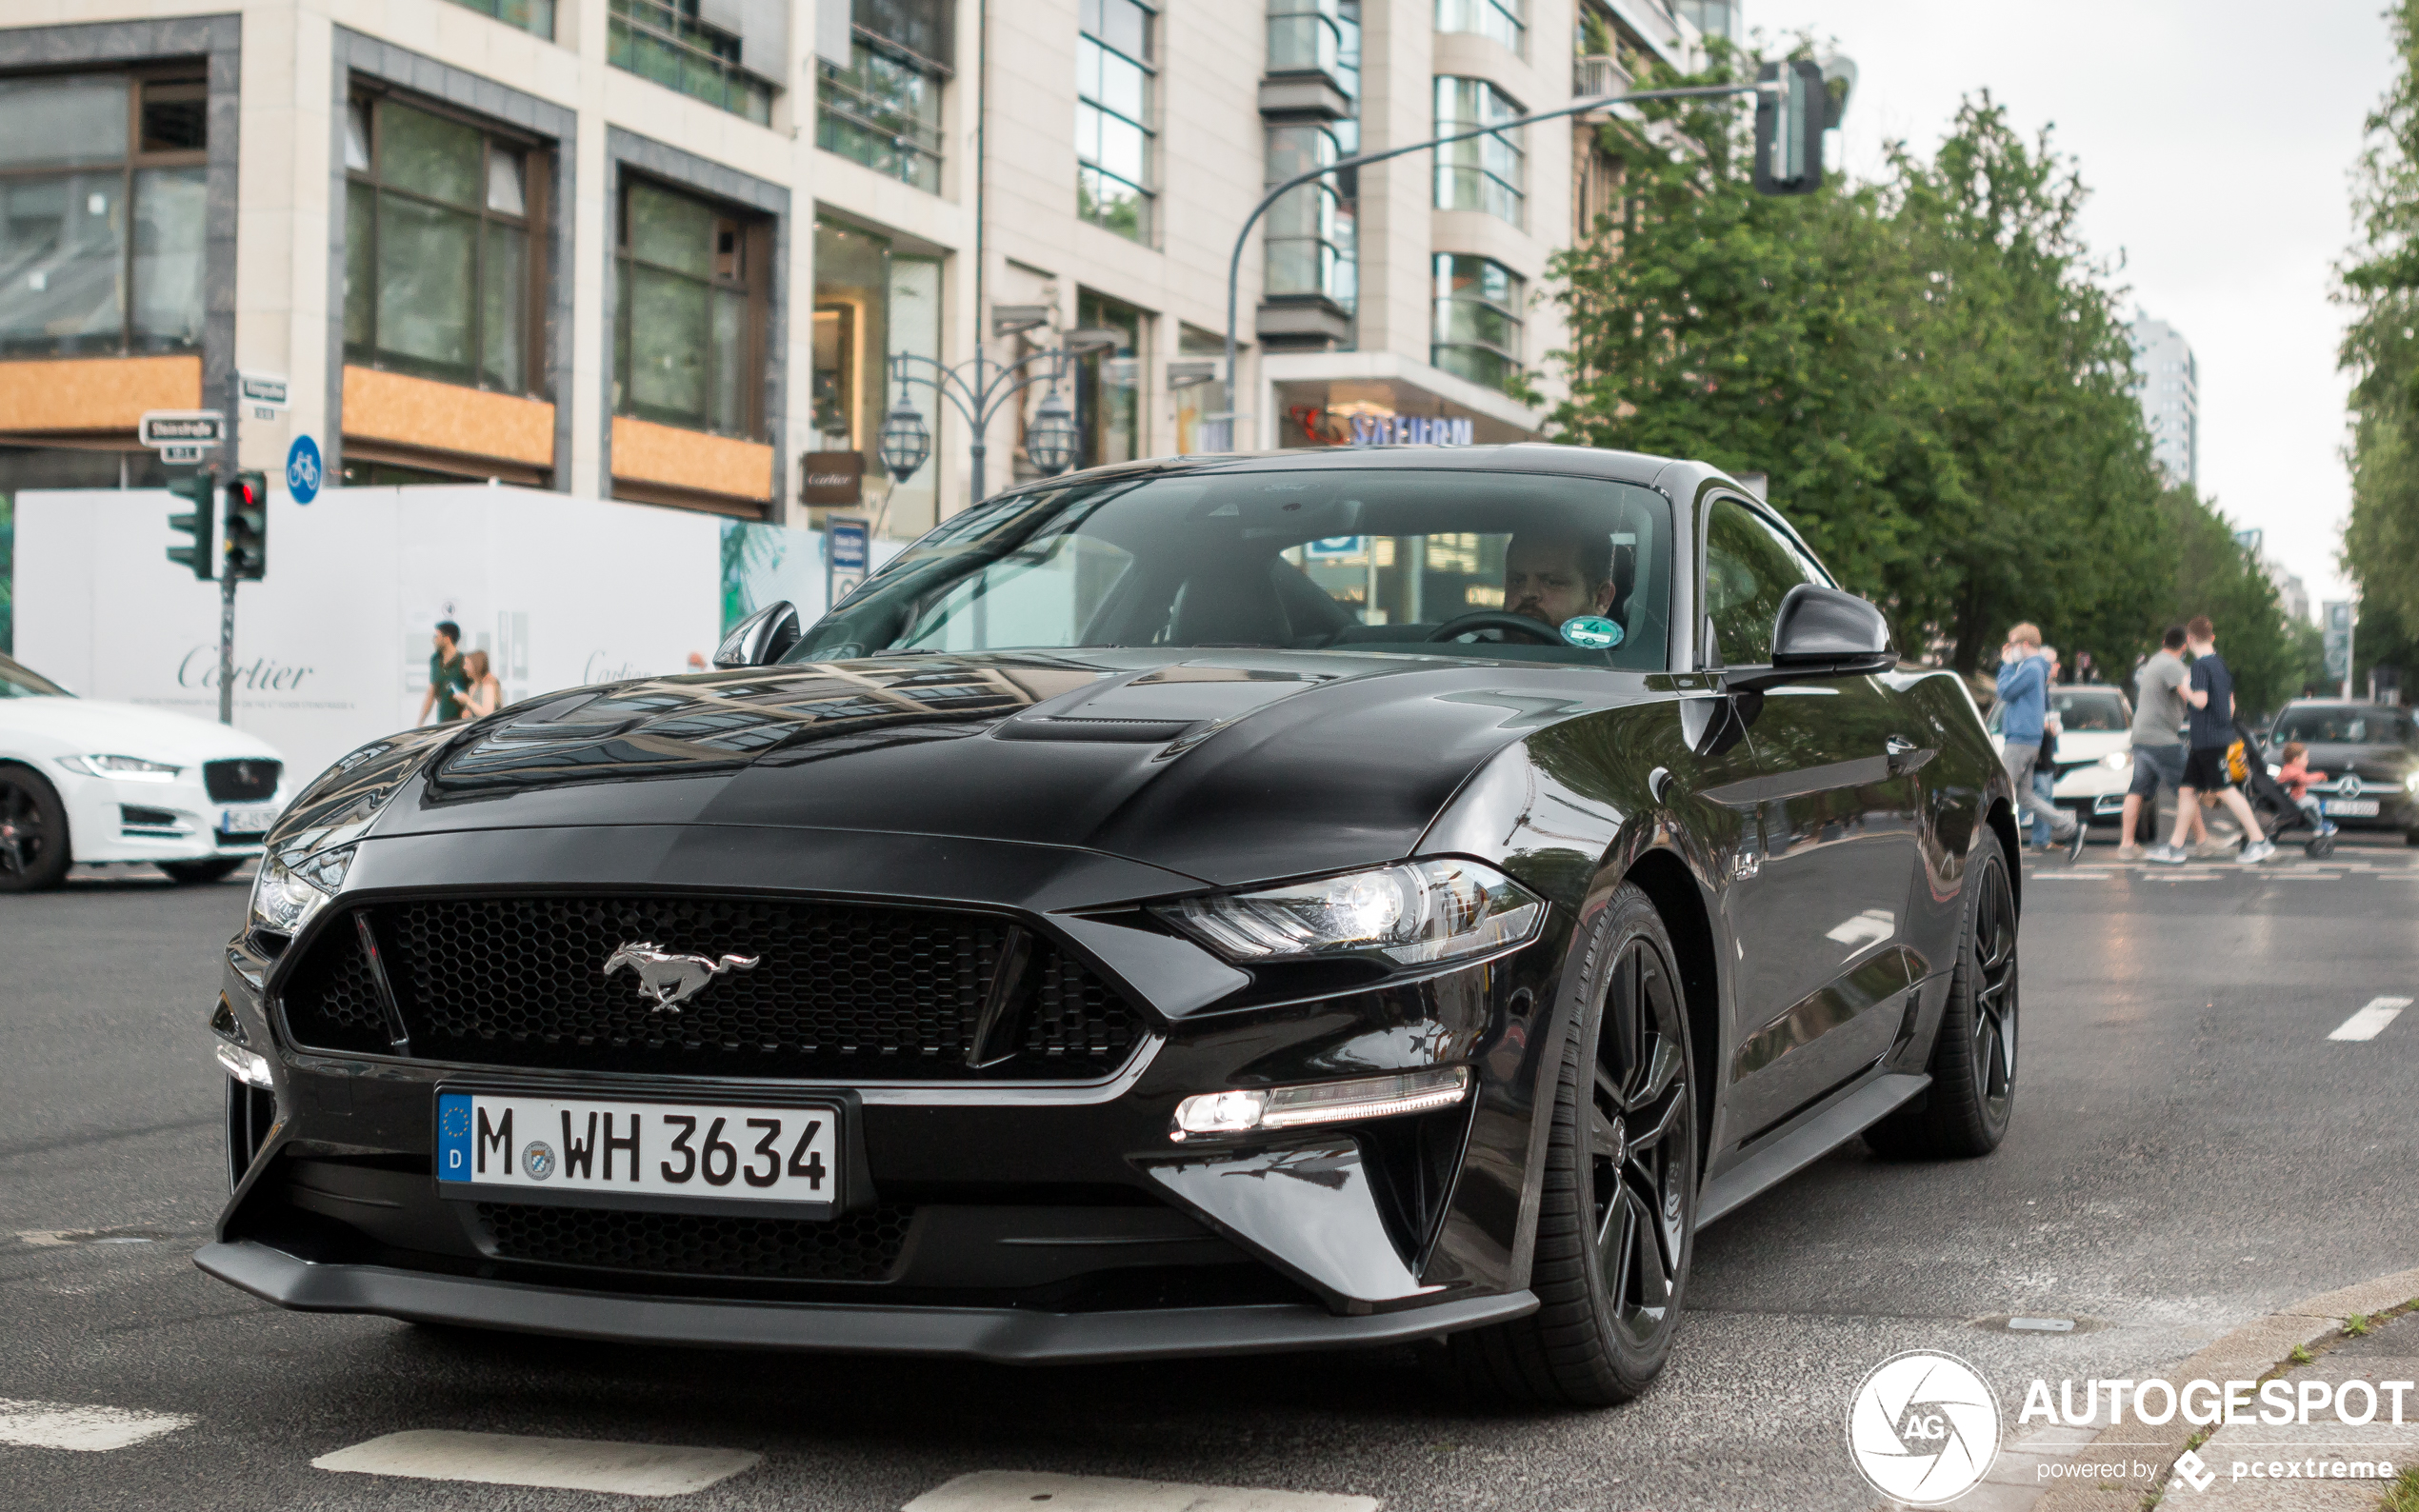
<box><xmin>4</xmin><ymin>835</ymin><xmax>2415</xmax><ymax>1511</ymax></box>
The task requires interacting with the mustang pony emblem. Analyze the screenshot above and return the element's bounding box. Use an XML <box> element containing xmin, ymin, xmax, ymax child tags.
<box><xmin>602</xmin><ymin>941</ymin><xmax>761</xmax><ymax>1012</ymax></box>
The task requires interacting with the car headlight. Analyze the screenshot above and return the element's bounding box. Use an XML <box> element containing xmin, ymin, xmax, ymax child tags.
<box><xmin>2406</xmin><ymin>772</ymin><xmax>2419</xmax><ymax>794</ymax></box>
<box><xmin>1157</xmin><ymin>858</ymin><xmax>1546</xmax><ymax>966</ymax></box>
<box><xmin>57</xmin><ymin>754</ymin><xmax>181</xmax><ymax>783</ymax></box>
<box><xmin>248</xmin><ymin>845</ymin><xmax>356</xmax><ymax>938</ymax></box>
<box><xmin>2103</xmin><ymin>751</ymin><xmax>2130</xmax><ymax>770</ymax></box>
<box><xmin>1170</xmin><ymin>1065</ymin><xmax>1471</xmax><ymax>1142</ymax></box>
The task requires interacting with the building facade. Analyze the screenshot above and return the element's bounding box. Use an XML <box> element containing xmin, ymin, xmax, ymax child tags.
<box><xmin>2129</xmin><ymin>312</ymin><xmax>2198</xmax><ymax>488</ymax></box>
<box><xmin>1</xmin><ymin>0</ymin><xmax>1709</xmax><ymax>539</ymax></box>
<box><xmin>2233</xmin><ymin>527</ymin><xmax>2310</xmax><ymax>626</ymax></box>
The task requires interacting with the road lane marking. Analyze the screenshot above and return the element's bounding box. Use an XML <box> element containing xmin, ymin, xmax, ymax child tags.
<box><xmin>905</xmin><ymin>1471</ymin><xmax>1382</xmax><ymax>1512</ymax></box>
<box><xmin>311</xmin><ymin>1430</ymin><xmax>760</xmax><ymax>1496</ymax></box>
<box><xmin>0</xmin><ymin>1399</ymin><xmax>194</xmax><ymax>1451</ymax></box>
<box><xmin>2327</xmin><ymin>998</ymin><xmax>2411</xmax><ymax>1042</ymax></box>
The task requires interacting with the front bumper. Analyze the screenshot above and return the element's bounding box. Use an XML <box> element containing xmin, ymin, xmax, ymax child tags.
<box><xmin>195</xmin><ymin>1238</ymin><xmax>1536</xmax><ymax>1362</ymax></box>
<box><xmin>59</xmin><ymin>767</ymin><xmax>288</xmax><ymax>864</ymax></box>
<box><xmin>206</xmin><ymin>826</ymin><xmax>1567</xmax><ymax>1354</ymax></box>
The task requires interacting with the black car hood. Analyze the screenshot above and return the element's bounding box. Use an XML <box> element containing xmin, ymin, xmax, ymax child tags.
<box><xmin>374</xmin><ymin>649</ymin><xmax>1654</xmax><ymax>888</ymax></box>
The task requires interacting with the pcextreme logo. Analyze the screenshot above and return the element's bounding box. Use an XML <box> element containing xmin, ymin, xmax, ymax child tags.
<box><xmin>1845</xmin><ymin>1350</ymin><xmax>2002</xmax><ymax>1506</ymax></box>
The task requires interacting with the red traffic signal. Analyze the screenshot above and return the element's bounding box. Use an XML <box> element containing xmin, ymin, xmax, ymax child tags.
<box><xmin>225</xmin><ymin>470</ymin><xmax>269</xmax><ymax>581</ymax></box>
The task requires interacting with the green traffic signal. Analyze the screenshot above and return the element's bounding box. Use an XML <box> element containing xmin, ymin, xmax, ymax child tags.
<box><xmin>225</xmin><ymin>470</ymin><xmax>269</xmax><ymax>581</ymax></box>
<box><xmin>166</xmin><ymin>471</ymin><xmax>215</xmax><ymax>580</ymax></box>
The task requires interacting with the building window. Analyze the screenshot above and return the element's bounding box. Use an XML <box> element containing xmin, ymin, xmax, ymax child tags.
<box><xmin>1266</xmin><ymin>125</ymin><xmax>1349</xmax><ymax>308</ymax></box>
<box><xmin>1078</xmin><ymin>0</ymin><xmax>1155</xmax><ymax>242</ymax></box>
<box><xmin>442</xmin><ymin>0</ymin><xmax>554</xmax><ymax>40</ymax></box>
<box><xmin>1432</xmin><ymin>253</ymin><xmax>1522</xmax><ymax>391</ymax></box>
<box><xmin>1436</xmin><ymin>0</ymin><xmax>1525</xmax><ymax>56</ymax></box>
<box><xmin>1075</xmin><ymin>288</ymin><xmax>1144</xmax><ymax>468</ymax></box>
<box><xmin>614</xmin><ymin>177</ymin><xmax>766</xmax><ymax>437</ymax></box>
<box><xmin>1434</xmin><ymin>76</ymin><xmax>1524</xmax><ymax>228</ymax></box>
<box><xmin>609</xmin><ymin>0</ymin><xmax>775</xmax><ymax>125</ymax></box>
<box><xmin>345</xmin><ymin>94</ymin><xmax>544</xmax><ymax>396</ymax></box>
<box><xmin>818</xmin><ymin>0</ymin><xmax>950</xmax><ymax>193</ymax></box>
<box><xmin>0</xmin><ymin>71</ymin><xmax>207</xmax><ymax>358</ymax></box>
<box><xmin>1269</xmin><ymin>0</ymin><xmax>1344</xmax><ymax>75</ymax></box>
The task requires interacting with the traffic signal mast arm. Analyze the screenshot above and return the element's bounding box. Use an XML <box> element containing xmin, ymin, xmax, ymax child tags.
<box><xmin>1221</xmin><ymin>66</ymin><xmax>1838</xmax><ymax>423</ymax></box>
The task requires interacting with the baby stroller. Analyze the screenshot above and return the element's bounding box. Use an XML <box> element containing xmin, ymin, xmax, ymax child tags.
<box><xmin>2229</xmin><ymin>719</ymin><xmax>2335</xmax><ymax>858</ymax></box>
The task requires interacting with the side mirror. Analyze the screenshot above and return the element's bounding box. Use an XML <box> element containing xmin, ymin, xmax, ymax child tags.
<box><xmin>712</xmin><ymin>602</ymin><xmax>802</xmax><ymax>669</ymax></box>
<box><xmin>1772</xmin><ymin>583</ymin><xmax>1889</xmax><ymax>666</ymax></box>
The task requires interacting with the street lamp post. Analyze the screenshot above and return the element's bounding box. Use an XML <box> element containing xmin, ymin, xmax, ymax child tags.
<box><xmin>1220</xmin><ymin>68</ymin><xmax>1840</xmax><ymax>448</ymax></box>
<box><xmin>878</xmin><ymin>343</ymin><xmax>1094</xmax><ymax>502</ymax></box>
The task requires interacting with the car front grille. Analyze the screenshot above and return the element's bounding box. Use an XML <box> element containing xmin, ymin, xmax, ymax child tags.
<box><xmin>278</xmin><ymin>895</ymin><xmax>1149</xmax><ymax>1080</ymax></box>
<box><xmin>203</xmin><ymin>759</ymin><xmax>281</xmax><ymax>802</ymax></box>
<box><xmin>475</xmin><ymin>1202</ymin><xmax>915</xmax><ymax>1282</ymax></box>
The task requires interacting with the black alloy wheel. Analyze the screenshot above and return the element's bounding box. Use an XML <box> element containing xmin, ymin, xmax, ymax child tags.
<box><xmin>0</xmin><ymin>763</ymin><xmax>70</xmax><ymax>893</ymax></box>
<box><xmin>1435</xmin><ymin>883</ymin><xmax>1697</xmax><ymax>1406</ymax></box>
<box><xmin>1866</xmin><ymin>826</ymin><xmax>2017</xmax><ymax>1159</ymax></box>
<box><xmin>160</xmin><ymin>857</ymin><xmax>245</xmax><ymax>885</ymax></box>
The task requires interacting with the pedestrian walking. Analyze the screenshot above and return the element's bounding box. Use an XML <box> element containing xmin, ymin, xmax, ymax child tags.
<box><xmin>2146</xmin><ymin>616</ymin><xmax>2275</xmax><ymax>865</ymax></box>
<box><xmin>2118</xmin><ymin>627</ymin><xmax>2197</xmax><ymax>860</ymax></box>
<box><xmin>452</xmin><ymin>648</ymin><xmax>503</xmax><ymax>720</ymax></box>
<box><xmin>417</xmin><ymin>621</ymin><xmax>470</xmax><ymax>726</ymax></box>
<box><xmin>1995</xmin><ymin>624</ymin><xmax>2086</xmax><ymax>860</ymax></box>
<box><xmin>2029</xmin><ymin>646</ymin><xmax>2064</xmax><ymax>847</ymax></box>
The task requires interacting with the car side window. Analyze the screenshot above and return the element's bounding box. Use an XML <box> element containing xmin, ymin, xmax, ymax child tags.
<box><xmin>1700</xmin><ymin>496</ymin><xmax>1820</xmax><ymax>666</ymax></box>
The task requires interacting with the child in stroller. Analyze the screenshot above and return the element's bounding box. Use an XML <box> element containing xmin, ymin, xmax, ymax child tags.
<box><xmin>2233</xmin><ymin>721</ymin><xmax>2337</xmax><ymax>858</ymax></box>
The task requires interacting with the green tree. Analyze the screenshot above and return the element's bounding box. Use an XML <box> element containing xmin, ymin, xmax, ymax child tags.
<box><xmin>1544</xmin><ymin>50</ymin><xmax>2176</xmax><ymax>676</ymax></box>
<box><xmin>2342</xmin><ymin>1</ymin><xmax>2419</xmax><ymax>637</ymax></box>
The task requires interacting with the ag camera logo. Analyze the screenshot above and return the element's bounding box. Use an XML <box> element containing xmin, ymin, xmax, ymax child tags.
<box><xmin>1846</xmin><ymin>1350</ymin><xmax>2002</xmax><ymax>1505</ymax></box>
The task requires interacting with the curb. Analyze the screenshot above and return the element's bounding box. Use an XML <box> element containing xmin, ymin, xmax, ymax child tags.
<box><xmin>2029</xmin><ymin>1264</ymin><xmax>2419</xmax><ymax>1511</ymax></box>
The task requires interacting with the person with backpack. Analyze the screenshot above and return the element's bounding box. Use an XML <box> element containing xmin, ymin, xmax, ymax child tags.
<box><xmin>1996</xmin><ymin>624</ymin><xmax>2086</xmax><ymax>860</ymax></box>
<box><xmin>2146</xmin><ymin>616</ymin><xmax>2276</xmax><ymax>865</ymax></box>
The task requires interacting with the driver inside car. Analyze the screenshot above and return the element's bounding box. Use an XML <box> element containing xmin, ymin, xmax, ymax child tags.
<box><xmin>1500</xmin><ymin>531</ymin><xmax>1621</xmax><ymax>635</ymax></box>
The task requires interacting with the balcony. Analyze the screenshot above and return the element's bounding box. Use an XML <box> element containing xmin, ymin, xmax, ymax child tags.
<box><xmin>1573</xmin><ymin>54</ymin><xmax>1632</xmax><ymax>102</ymax></box>
<box><xmin>609</xmin><ymin>0</ymin><xmax>776</xmax><ymax>124</ymax></box>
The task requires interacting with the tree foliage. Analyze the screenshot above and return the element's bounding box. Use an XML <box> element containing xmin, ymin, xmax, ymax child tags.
<box><xmin>2342</xmin><ymin>0</ymin><xmax>2419</xmax><ymax>663</ymax></box>
<box><xmin>1545</xmin><ymin>45</ymin><xmax>2304</xmax><ymax>704</ymax></box>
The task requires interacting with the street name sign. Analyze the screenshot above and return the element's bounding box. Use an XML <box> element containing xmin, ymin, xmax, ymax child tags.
<box><xmin>239</xmin><ymin>372</ymin><xmax>290</xmax><ymax>408</ymax></box>
<box><xmin>138</xmin><ymin>410</ymin><xmax>226</xmax><ymax>448</ymax></box>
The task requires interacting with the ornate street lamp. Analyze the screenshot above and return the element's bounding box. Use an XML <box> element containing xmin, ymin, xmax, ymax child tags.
<box><xmin>1025</xmin><ymin>388</ymin><xmax>1079</xmax><ymax>476</ymax></box>
<box><xmin>877</xmin><ymin>395</ymin><xmax>931</xmax><ymax>482</ymax></box>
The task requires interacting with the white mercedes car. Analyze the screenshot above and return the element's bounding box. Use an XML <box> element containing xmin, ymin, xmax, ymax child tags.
<box><xmin>0</xmin><ymin>651</ymin><xmax>291</xmax><ymax>891</ymax></box>
<box><xmin>1987</xmin><ymin>683</ymin><xmax>2139</xmax><ymax>828</ymax></box>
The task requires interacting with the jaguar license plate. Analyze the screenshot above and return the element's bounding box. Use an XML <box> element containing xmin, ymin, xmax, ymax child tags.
<box><xmin>435</xmin><ymin>1089</ymin><xmax>839</xmax><ymax>1214</ymax></box>
<box><xmin>220</xmin><ymin>804</ymin><xmax>280</xmax><ymax>834</ymax></box>
<box><xmin>2322</xmin><ymin>798</ymin><xmax>2380</xmax><ymax>817</ymax></box>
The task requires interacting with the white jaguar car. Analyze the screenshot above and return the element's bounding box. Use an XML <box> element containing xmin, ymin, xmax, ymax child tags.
<box><xmin>0</xmin><ymin>651</ymin><xmax>290</xmax><ymax>891</ymax></box>
<box><xmin>1987</xmin><ymin>683</ymin><xmax>2139</xmax><ymax>828</ymax></box>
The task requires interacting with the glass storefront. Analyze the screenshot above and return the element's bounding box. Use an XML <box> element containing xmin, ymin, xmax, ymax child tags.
<box><xmin>812</xmin><ymin>216</ymin><xmax>942</xmax><ymax>533</ymax></box>
<box><xmin>1075</xmin><ymin>287</ymin><xmax>1144</xmax><ymax>468</ymax></box>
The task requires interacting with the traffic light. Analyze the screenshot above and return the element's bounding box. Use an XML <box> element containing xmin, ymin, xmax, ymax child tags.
<box><xmin>1752</xmin><ymin>60</ymin><xmax>1829</xmax><ymax>197</ymax></box>
<box><xmin>225</xmin><ymin>471</ymin><xmax>269</xmax><ymax>581</ymax></box>
<box><xmin>166</xmin><ymin>472</ymin><xmax>215</xmax><ymax>580</ymax></box>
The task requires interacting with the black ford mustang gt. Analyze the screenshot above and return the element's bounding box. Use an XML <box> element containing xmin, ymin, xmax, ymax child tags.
<box><xmin>202</xmin><ymin>446</ymin><xmax>2020</xmax><ymax>1405</ymax></box>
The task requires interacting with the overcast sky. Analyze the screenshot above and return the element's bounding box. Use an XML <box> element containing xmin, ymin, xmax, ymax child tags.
<box><xmin>1749</xmin><ymin>0</ymin><xmax>2398</xmax><ymax>619</ymax></box>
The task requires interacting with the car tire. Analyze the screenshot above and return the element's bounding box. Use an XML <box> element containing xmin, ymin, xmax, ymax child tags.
<box><xmin>1431</xmin><ymin>883</ymin><xmax>1698</xmax><ymax>1407</ymax></box>
<box><xmin>0</xmin><ymin>761</ymin><xmax>72</xmax><ymax>893</ymax></box>
<box><xmin>160</xmin><ymin>858</ymin><xmax>245</xmax><ymax>885</ymax></box>
<box><xmin>1865</xmin><ymin>826</ymin><xmax>2017</xmax><ymax>1160</ymax></box>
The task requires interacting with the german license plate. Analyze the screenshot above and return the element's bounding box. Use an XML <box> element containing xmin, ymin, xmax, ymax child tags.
<box><xmin>435</xmin><ymin>1089</ymin><xmax>838</xmax><ymax>1213</ymax></box>
<box><xmin>220</xmin><ymin>804</ymin><xmax>280</xmax><ymax>834</ymax></box>
<box><xmin>2322</xmin><ymin>799</ymin><xmax>2380</xmax><ymax>817</ymax></box>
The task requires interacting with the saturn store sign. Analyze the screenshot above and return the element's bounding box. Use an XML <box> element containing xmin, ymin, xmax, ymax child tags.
<box><xmin>1286</xmin><ymin>405</ymin><xmax>1476</xmax><ymax>448</ymax></box>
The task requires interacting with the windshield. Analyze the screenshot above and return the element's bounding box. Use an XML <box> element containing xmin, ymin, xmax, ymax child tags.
<box><xmin>2271</xmin><ymin>706</ymin><xmax>2417</xmax><ymax>746</ymax></box>
<box><xmin>2049</xmin><ymin>687</ymin><xmax>2130</xmax><ymax>731</ymax></box>
<box><xmin>0</xmin><ymin>655</ymin><xmax>70</xmax><ymax>698</ymax></box>
<box><xmin>790</xmin><ymin>468</ymin><xmax>1675</xmax><ymax>668</ymax></box>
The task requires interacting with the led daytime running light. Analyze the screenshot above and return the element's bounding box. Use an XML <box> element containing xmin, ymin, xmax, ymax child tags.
<box><xmin>58</xmin><ymin>753</ymin><xmax>181</xmax><ymax>783</ymax></box>
<box><xmin>1170</xmin><ymin>1065</ymin><xmax>1471</xmax><ymax>1142</ymax></box>
<box><xmin>214</xmin><ymin>1042</ymin><xmax>273</xmax><ymax>1089</ymax></box>
<box><xmin>1159</xmin><ymin>858</ymin><xmax>1544</xmax><ymax>967</ymax></box>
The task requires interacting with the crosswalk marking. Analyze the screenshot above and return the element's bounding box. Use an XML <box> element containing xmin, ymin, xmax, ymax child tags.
<box><xmin>311</xmin><ymin>1430</ymin><xmax>760</xmax><ymax>1497</ymax></box>
<box><xmin>905</xmin><ymin>1471</ymin><xmax>1382</xmax><ymax>1512</ymax></box>
<box><xmin>2328</xmin><ymin>997</ymin><xmax>2412</xmax><ymax>1042</ymax></box>
<box><xmin>0</xmin><ymin>1399</ymin><xmax>193</xmax><ymax>1452</ymax></box>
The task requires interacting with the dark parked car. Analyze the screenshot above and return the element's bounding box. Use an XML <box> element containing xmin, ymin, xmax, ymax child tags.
<box><xmin>2262</xmin><ymin>701</ymin><xmax>2419</xmax><ymax>842</ymax></box>
<box><xmin>202</xmin><ymin>447</ymin><xmax>2019</xmax><ymax>1406</ymax></box>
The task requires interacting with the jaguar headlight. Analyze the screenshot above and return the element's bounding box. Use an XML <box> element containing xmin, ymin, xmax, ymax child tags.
<box><xmin>248</xmin><ymin>845</ymin><xmax>356</xmax><ymax>938</ymax></box>
<box><xmin>1158</xmin><ymin>858</ymin><xmax>1545</xmax><ymax>966</ymax></box>
<box><xmin>58</xmin><ymin>754</ymin><xmax>181</xmax><ymax>783</ymax></box>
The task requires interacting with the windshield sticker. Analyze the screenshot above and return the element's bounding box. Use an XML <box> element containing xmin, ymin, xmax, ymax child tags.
<box><xmin>1562</xmin><ymin>616</ymin><xmax>1624</xmax><ymax>649</ymax></box>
